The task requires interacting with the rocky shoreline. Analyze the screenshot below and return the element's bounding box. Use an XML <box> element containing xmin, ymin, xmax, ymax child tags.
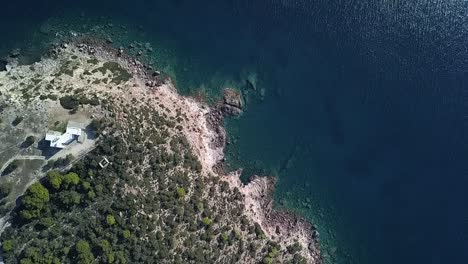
<box><xmin>242</xmin><ymin>176</ymin><xmax>322</xmax><ymax>262</ymax></box>
<box><xmin>221</xmin><ymin>170</ymin><xmax>322</xmax><ymax>263</ymax></box>
<box><xmin>3</xmin><ymin>38</ymin><xmax>322</xmax><ymax>263</ymax></box>
<box><xmin>71</xmin><ymin>38</ymin><xmax>322</xmax><ymax>263</ymax></box>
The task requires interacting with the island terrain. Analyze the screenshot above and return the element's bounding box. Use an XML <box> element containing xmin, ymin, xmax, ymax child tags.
<box><xmin>0</xmin><ymin>38</ymin><xmax>321</xmax><ymax>264</ymax></box>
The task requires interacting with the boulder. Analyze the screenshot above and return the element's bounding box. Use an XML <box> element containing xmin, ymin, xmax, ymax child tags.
<box><xmin>221</xmin><ymin>88</ymin><xmax>244</xmax><ymax>116</ymax></box>
<box><xmin>223</xmin><ymin>88</ymin><xmax>243</xmax><ymax>109</ymax></box>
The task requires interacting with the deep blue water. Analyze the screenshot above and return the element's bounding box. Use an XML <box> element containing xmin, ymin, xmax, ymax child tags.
<box><xmin>3</xmin><ymin>0</ymin><xmax>468</xmax><ymax>263</ymax></box>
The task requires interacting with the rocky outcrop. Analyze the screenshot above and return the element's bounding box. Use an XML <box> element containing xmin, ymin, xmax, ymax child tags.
<box><xmin>220</xmin><ymin>171</ymin><xmax>322</xmax><ymax>263</ymax></box>
<box><xmin>0</xmin><ymin>50</ymin><xmax>20</xmax><ymax>72</ymax></box>
<box><xmin>223</xmin><ymin>88</ymin><xmax>243</xmax><ymax>108</ymax></box>
<box><xmin>205</xmin><ymin>88</ymin><xmax>244</xmax><ymax>168</ymax></box>
<box><xmin>243</xmin><ymin>176</ymin><xmax>322</xmax><ymax>263</ymax></box>
<box><xmin>221</xmin><ymin>88</ymin><xmax>244</xmax><ymax>116</ymax></box>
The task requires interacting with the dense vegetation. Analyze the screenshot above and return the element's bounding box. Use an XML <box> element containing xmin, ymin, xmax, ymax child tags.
<box><xmin>59</xmin><ymin>95</ymin><xmax>99</xmax><ymax>113</ymax></box>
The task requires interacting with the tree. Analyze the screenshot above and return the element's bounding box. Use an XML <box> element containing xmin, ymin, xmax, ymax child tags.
<box><xmin>59</xmin><ymin>95</ymin><xmax>79</xmax><ymax>110</ymax></box>
<box><xmin>75</xmin><ymin>240</ymin><xmax>94</xmax><ymax>264</ymax></box>
<box><xmin>19</xmin><ymin>183</ymin><xmax>49</xmax><ymax>220</ymax></box>
<box><xmin>47</xmin><ymin>170</ymin><xmax>63</xmax><ymax>190</ymax></box>
<box><xmin>46</xmin><ymin>159</ymin><xmax>56</xmax><ymax>168</ymax></box>
<box><xmin>81</xmin><ymin>181</ymin><xmax>91</xmax><ymax>191</ymax></box>
<box><xmin>99</xmin><ymin>239</ymin><xmax>115</xmax><ymax>263</ymax></box>
<box><xmin>38</xmin><ymin>217</ymin><xmax>54</xmax><ymax>229</ymax></box>
<box><xmin>3</xmin><ymin>160</ymin><xmax>19</xmax><ymax>175</ymax></box>
<box><xmin>99</xmin><ymin>239</ymin><xmax>111</xmax><ymax>253</ymax></box>
<box><xmin>63</xmin><ymin>172</ymin><xmax>80</xmax><ymax>186</ymax></box>
<box><xmin>75</xmin><ymin>241</ymin><xmax>89</xmax><ymax>254</ymax></box>
<box><xmin>2</xmin><ymin>240</ymin><xmax>13</xmax><ymax>252</ymax></box>
<box><xmin>122</xmin><ymin>230</ymin><xmax>131</xmax><ymax>239</ymax></box>
<box><xmin>254</xmin><ymin>223</ymin><xmax>264</xmax><ymax>238</ymax></box>
<box><xmin>86</xmin><ymin>191</ymin><xmax>96</xmax><ymax>200</ymax></box>
<box><xmin>106</xmin><ymin>214</ymin><xmax>116</xmax><ymax>226</ymax></box>
<box><xmin>59</xmin><ymin>191</ymin><xmax>81</xmax><ymax>206</ymax></box>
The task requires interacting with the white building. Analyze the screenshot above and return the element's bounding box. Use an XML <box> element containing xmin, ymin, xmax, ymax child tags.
<box><xmin>45</xmin><ymin>121</ymin><xmax>82</xmax><ymax>149</ymax></box>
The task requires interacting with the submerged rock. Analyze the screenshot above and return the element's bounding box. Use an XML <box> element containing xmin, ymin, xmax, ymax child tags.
<box><xmin>9</xmin><ymin>49</ymin><xmax>21</xmax><ymax>58</ymax></box>
<box><xmin>221</xmin><ymin>88</ymin><xmax>244</xmax><ymax>116</ymax></box>
<box><xmin>246</xmin><ymin>72</ymin><xmax>258</xmax><ymax>91</ymax></box>
<box><xmin>0</xmin><ymin>59</ymin><xmax>7</xmax><ymax>71</ymax></box>
<box><xmin>223</xmin><ymin>88</ymin><xmax>243</xmax><ymax>108</ymax></box>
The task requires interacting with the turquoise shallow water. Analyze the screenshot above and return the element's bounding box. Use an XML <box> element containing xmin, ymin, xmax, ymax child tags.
<box><xmin>4</xmin><ymin>1</ymin><xmax>468</xmax><ymax>263</ymax></box>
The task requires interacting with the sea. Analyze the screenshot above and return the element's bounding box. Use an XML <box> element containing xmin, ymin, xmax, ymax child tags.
<box><xmin>2</xmin><ymin>0</ymin><xmax>468</xmax><ymax>263</ymax></box>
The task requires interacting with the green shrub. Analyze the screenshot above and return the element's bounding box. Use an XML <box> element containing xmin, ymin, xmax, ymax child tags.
<box><xmin>176</xmin><ymin>187</ymin><xmax>186</xmax><ymax>199</ymax></box>
<box><xmin>202</xmin><ymin>217</ymin><xmax>212</xmax><ymax>226</ymax></box>
<box><xmin>48</xmin><ymin>94</ymin><xmax>58</xmax><ymax>101</ymax></box>
<box><xmin>22</xmin><ymin>135</ymin><xmax>35</xmax><ymax>148</ymax></box>
<box><xmin>287</xmin><ymin>241</ymin><xmax>302</xmax><ymax>254</ymax></box>
<box><xmin>3</xmin><ymin>160</ymin><xmax>20</xmax><ymax>175</ymax></box>
<box><xmin>59</xmin><ymin>95</ymin><xmax>79</xmax><ymax>110</ymax></box>
<box><xmin>11</xmin><ymin>116</ymin><xmax>23</xmax><ymax>126</ymax></box>
<box><xmin>122</xmin><ymin>230</ymin><xmax>131</xmax><ymax>239</ymax></box>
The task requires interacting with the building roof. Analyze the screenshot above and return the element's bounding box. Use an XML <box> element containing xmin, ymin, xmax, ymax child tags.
<box><xmin>45</xmin><ymin>121</ymin><xmax>83</xmax><ymax>148</ymax></box>
<box><xmin>45</xmin><ymin>131</ymin><xmax>62</xmax><ymax>141</ymax></box>
<box><xmin>66</xmin><ymin>127</ymin><xmax>81</xmax><ymax>136</ymax></box>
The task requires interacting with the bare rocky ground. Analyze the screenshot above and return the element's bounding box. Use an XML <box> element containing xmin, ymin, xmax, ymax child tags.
<box><xmin>0</xmin><ymin>50</ymin><xmax>98</xmax><ymax>226</ymax></box>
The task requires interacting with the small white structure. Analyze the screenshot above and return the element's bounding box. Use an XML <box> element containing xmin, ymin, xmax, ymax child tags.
<box><xmin>99</xmin><ymin>157</ymin><xmax>110</xmax><ymax>169</ymax></box>
<box><xmin>45</xmin><ymin>121</ymin><xmax>82</xmax><ymax>149</ymax></box>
